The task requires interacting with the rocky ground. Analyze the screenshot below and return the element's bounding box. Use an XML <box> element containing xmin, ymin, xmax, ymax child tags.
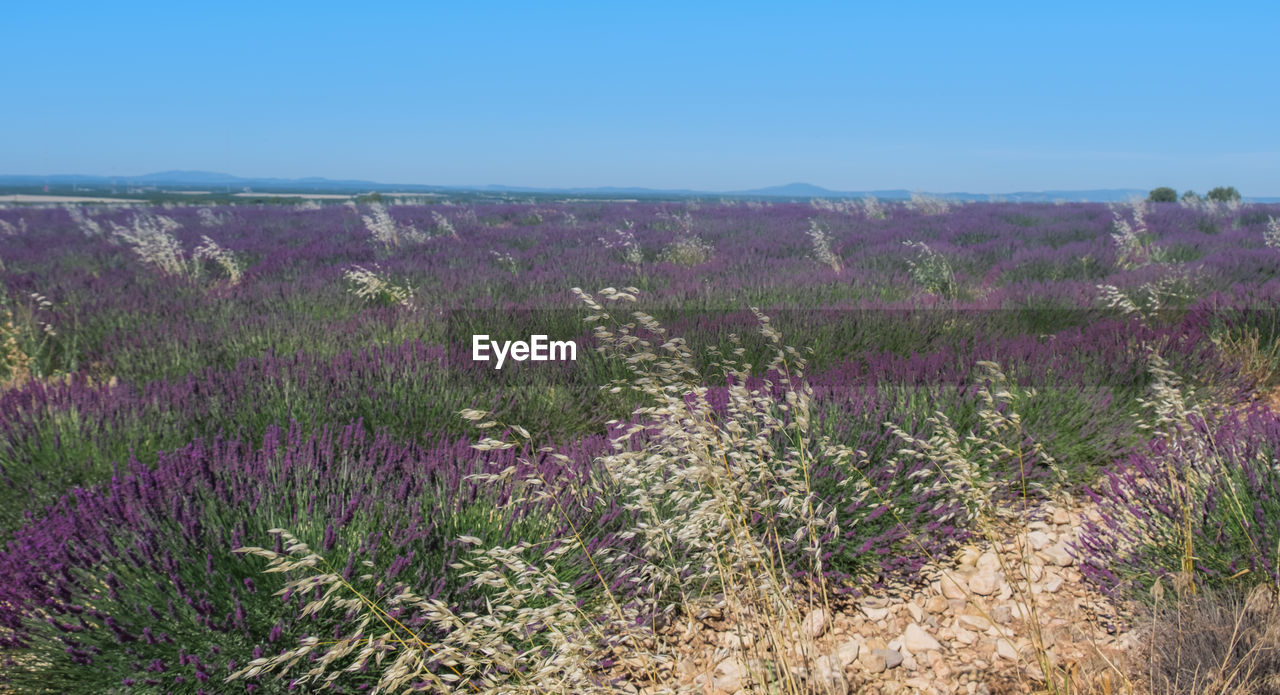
<box><xmin>636</xmin><ymin>499</ymin><xmax>1136</xmax><ymax>695</ymax></box>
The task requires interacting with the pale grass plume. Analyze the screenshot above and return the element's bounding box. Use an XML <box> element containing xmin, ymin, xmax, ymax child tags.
<box><xmin>1110</xmin><ymin>201</ymin><xmax>1151</xmax><ymax>269</ymax></box>
<box><xmin>431</xmin><ymin>210</ymin><xmax>460</xmax><ymax>240</ymax></box>
<box><xmin>656</xmin><ymin>214</ymin><xmax>713</xmax><ymax>266</ymax></box>
<box><xmin>860</xmin><ymin>196</ymin><xmax>887</xmax><ymax>219</ymax></box>
<box><xmin>1097</xmin><ymin>270</ymin><xmax>1200</xmax><ymax>323</ymax></box>
<box><xmin>196</xmin><ymin>207</ymin><xmax>224</xmax><ymax>227</ymax></box>
<box><xmin>887</xmin><ymin>362</ymin><xmax>1089</xmax><ymax>693</ymax></box>
<box><xmin>573</xmin><ymin>286</ymin><xmax>860</xmax><ymax>693</ymax></box>
<box><xmin>903</xmin><ymin>240</ymin><xmax>957</xmax><ymax>298</ymax></box>
<box><xmin>343</xmin><ymin>265</ymin><xmax>416</xmax><ymax>310</ymax></box>
<box><xmin>1265</xmin><ymin>216</ymin><xmax>1280</xmax><ymax>249</ymax></box>
<box><xmin>809</xmin><ymin>198</ymin><xmax>858</xmax><ymax>215</ymax></box>
<box><xmin>806</xmin><ymin>219</ymin><xmax>842</xmax><ymax>272</ymax></box>
<box><xmin>109</xmin><ymin>211</ymin><xmax>191</xmax><ymax>277</ymax></box>
<box><xmin>362</xmin><ymin>201</ymin><xmax>427</xmax><ymax>249</ymax></box>
<box><xmin>193</xmin><ymin>235</ymin><xmax>244</xmax><ymax>285</ymax></box>
<box><xmin>229</xmin><ymin>529</ymin><xmax>646</xmax><ymax>694</ymax></box>
<box><xmin>906</xmin><ymin>192</ymin><xmax>950</xmax><ymax>215</ymax></box>
<box><xmin>65</xmin><ymin>205</ymin><xmax>104</xmax><ymax>237</ymax></box>
<box><xmin>0</xmin><ymin>292</ymin><xmax>61</xmax><ymax>387</ymax></box>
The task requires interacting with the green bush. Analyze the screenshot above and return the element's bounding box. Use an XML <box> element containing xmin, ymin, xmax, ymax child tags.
<box><xmin>1206</xmin><ymin>186</ymin><xmax>1241</xmax><ymax>203</ymax></box>
<box><xmin>1148</xmin><ymin>187</ymin><xmax>1177</xmax><ymax>203</ymax></box>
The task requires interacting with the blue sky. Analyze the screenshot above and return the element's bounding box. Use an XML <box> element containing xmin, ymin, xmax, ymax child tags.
<box><xmin>3</xmin><ymin>1</ymin><xmax>1277</xmax><ymax>194</ymax></box>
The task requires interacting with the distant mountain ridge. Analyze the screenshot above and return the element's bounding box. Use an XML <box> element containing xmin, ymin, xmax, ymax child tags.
<box><xmin>2</xmin><ymin>172</ymin><xmax>1275</xmax><ymax>203</ymax></box>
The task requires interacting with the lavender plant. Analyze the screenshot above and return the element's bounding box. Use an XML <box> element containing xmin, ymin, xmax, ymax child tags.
<box><xmin>1079</xmin><ymin>355</ymin><xmax>1280</xmax><ymax>598</ymax></box>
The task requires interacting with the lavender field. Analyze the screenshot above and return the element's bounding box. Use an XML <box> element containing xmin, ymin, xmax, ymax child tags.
<box><xmin>1</xmin><ymin>198</ymin><xmax>1279</xmax><ymax>693</ymax></box>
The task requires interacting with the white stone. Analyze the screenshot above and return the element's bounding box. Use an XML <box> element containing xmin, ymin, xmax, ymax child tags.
<box><xmin>1042</xmin><ymin>543</ymin><xmax>1074</xmax><ymax>567</ymax></box>
<box><xmin>713</xmin><ymin>658</ymin><xmax>743</xmax><ymax>692</ymax></box>
<box><xmin>802</xmin><ymin>608</ymin><xmax>829</xmax><ymax>637</ymax></box>
<box><xmin>834</xmin><ymin>639</ymin><xmax>861</xmax><ymax>666</ymax></box>
<box><xmin>1026</xmin><ymin>531</ymin><xmax>1052</xmax><ymax>551</ymax></box>
<box><xmin>940</xmin><ymin>573</ymin><xmax>968</xmax><ymax>600</ymax></box>
<box><xmin>967</xmin><ymin>568</ymin><xmax>1001</xmax><ymax>596</ymax></box>
<box><xmin>861</xmin><ymin>604</ymin><xmax>891</xmax><ymax>621</ymax></box>
<box><xmin>902</xmin><ymin>623</ymin><xmax>942</xmax><ymax>653</ymax></box>
<box><xmin>958</xmin><ymin>614</ymin><xmax>992</xmax><ymax>631</ymax></box>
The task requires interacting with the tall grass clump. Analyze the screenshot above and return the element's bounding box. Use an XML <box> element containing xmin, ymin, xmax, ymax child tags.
<box><xmin>0</xmin><ymin>292</ymin><xmax>71</xmax><ymax>387</ymax></box>
<box><xmin>1096</xmin><ymin>272</ymin><xmax>1201</xmax><ymax>323</ymax></box>
<box><xmin>806</xmin><ymin>219</ymin><xmax>842</xmax><ymax>273</ymax></box>
<box><xmin>362</xmin><ymin>201</ymin><xmax>427</xmax><ymax>249</ymax></box>
<box><xmin>1109</xmin><ymin>199</ymin><xmax>1174</xmax><ymax>268</ymax></box>
<box><xmin>65</xmin><ymin>205</ymin><xmax>104</xmax><ymax>237</ymax></box>
<box><xmin>906</xmin><ymin>192</ymin><xmax>950</xmax><ymax>215</ymax></box>
<box><xmin>430</xmin><ymin>210</ymin><xmax>460</xmax><ymax>240</ymax></box>
<box><xmin>193</xmin><ymin>235</ymin><xmax>244</xmax><ymax>285</ymax></box>
<box><xmin>1265</xmin><ymin>216</ymin><xmax>1280</xmax><ymax>249</ymax></box>
<box><xmin>344</xmin><ymin>264</ymin><xmax>416</xmax><ymax>310</ymax></box>
<box><xmin>656</xmin><ymin>212</ymin><xmax>713</xmax><ymax>266</ymax></box>
<box><xmin>109</xmin><ymin>211</ymin><xmax>191</xmax><ymax>277</ymax></box>
<box><xmin>1138</xmin><ymin>584</ymin><xmax>1280</xmax><ymax>695</ymax></box>
<box><xmin>903</xmin><ymin>240</ymin><xmax>957</xmax><ymax>298</ymax></box>
<box><xmin>231</xmin><ymin>287</ymin><xmax>884</xmax><ymax>693</ymax></box>
<box><xmin>227</xmin><ymin>530</ymin><xmax>638</xmax><ymax>694</ymax></box>
<box><xmin>860</xmin><ymin>196</ymin><xmax>887</xmax><ymax>219</ymax></box>
<box><xmin>888</xmin><ymin>362</ymin><xmax>1084</xmax><ymax>692</ymax></box>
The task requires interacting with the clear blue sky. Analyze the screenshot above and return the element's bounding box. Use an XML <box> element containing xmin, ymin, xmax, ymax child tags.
<box><xmin>3</xmin><ymin>1</ymin><xmax>1277</xmax><ymax>194</ymax></box>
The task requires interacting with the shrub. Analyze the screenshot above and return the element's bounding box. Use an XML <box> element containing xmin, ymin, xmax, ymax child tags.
<box><xmin>658</xmin><ymin>234</ymin><xmax>713</xmax><ymax>266</ymax></box>
<box><xmin>1079</xmin><ymin>366</ymin><xmax>1280</xmax><ymax>598</ymax></box>
<box><xmin>1137</xmin><ymin>584</ymin><xmax>1280</xmax><ymax>695</ymax></box>
<box><xmin>1148</xmin><ymin>187</ymin><xmax>1178</xmax><ymax>203</ymax></box>
<box><xmin>1207</xmin><ymin>186</ymin><xmax>1242</xmax><ymax>203</ymax></box>
<box><xmin>109</xmin><ymin>212</ymin><xmax>191</xmax><ymax>277</ymax></box>
<box><xmin>193</xmin><ymin>235</ymin><xmax>244</xmax><ymax>285</ymax></box>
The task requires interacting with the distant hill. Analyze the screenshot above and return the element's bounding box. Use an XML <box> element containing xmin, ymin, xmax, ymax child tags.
<box><xmin>1</xmin><ymin>172</ymin><xmax>1275</xmax><ymax>203</ymax></box>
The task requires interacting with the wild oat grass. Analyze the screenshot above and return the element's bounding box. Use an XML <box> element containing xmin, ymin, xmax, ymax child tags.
<box><xmin>193</xmin><ymin>235</ymin><xmax>244</xmax><ymax>285</ymax></box>
<box><xmin>903</xmin><ymin>240</ymin><xmax>957</xmax><ymax>298</ymax></box>
<box><xmin>234</xmin><ymin>287</ymin><xmax>865</xmax><ymax>693</ymax></box>
<box><xmin>344</xmin><ymin>265</ymin><xmax>416</xmax><ymax>309</ymax></box>
<box><xmin>1264</xmin><ymin>217</ymin><xmax>1280</xmax><ymax>249</ymax></box>
<box><xmin>363</xmin><ymin>202</ymin><xmax>428</xmax><ymax>248</ymax></box>
<box><xmin>905</xmin><ymin>192</ymin><xmax>951</xmax><ymax>215</ymax></box>
<box><xmin>109</xmin><ymin>211</ymin><xmax>191</xmax><ymax>276</ymax></box>
<box><xmin>806</xmin><ymin>219</ymin><xmax>842</xmax><ymax>273</ymax></box>
<box><xmin>0</xmin><ymin>292</ymin><xmax>66</xmax><ymax>387</ymax></box>
<box><xmin>65</xmin><ymin>205</ymin><xmax>104</xmax><ymax>237</ymax></box>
